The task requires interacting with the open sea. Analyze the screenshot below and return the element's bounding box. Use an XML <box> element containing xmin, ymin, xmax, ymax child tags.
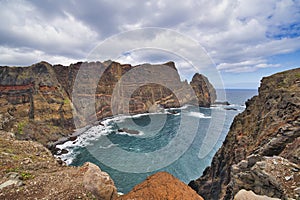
<box><xmin>56</xmin><ymin>89</ymin><xmax>257</xmax><ymax>193</ymax></box>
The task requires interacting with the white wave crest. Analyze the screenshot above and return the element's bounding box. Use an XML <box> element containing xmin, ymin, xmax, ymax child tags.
<box><xmin>186</xmin><ymin>112</ymin><xmax>211</xmax><ymax>118</ymax></box>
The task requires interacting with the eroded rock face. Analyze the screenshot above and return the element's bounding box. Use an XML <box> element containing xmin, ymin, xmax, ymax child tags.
<box><xmin>190</xmin><ymin>73</ymin><xmax>216</xmax><ymax>107</ymax></box>
<box><xmin>0</xmin><ymin>61</ymin><xmax>215</xmax><ymax>145</ymax></box>
<box><xmin>117</xmin><ymin>172</ymin><xmax>204</xmax><ymax>200</ymax></box>
<box><xmin>189</xmin><ymin>68</ymin><xmax>300</xmax><ymax>200</ymax></box>
<box><xmin>0</xmin><ymin>62</ymin><xmax>74</xmax><ymax>145</ymax></box>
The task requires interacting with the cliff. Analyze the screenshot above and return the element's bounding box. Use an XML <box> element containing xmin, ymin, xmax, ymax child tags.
<box><xmin>0</xmin><ymin>61</ymin><xmax>215</xmax><ymax>146</ymax></box>
<box><xmin>189</xmin><ymin>68</ymin><xmax>300</xmax><ymax>199</ymax></box>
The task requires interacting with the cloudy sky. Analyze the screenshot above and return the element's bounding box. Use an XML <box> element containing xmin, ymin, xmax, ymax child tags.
<box><xmin>1</xmin><ymin>0</ymin><xmax>300</xmax><ymax>88</ymax></box>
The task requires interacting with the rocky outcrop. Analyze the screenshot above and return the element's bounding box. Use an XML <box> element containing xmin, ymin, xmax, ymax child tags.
<box><xmin>0</xmin><ymin>61</ymin><xmax>215</xmax><ymax>145</ymax></box>
<box><xmin>82</xmin><ymin>162</ymin><xmax>118</xmax><ymax>200</ymax></box>
<box><xmin>189</xmin><ymin>68</ymin><xmax>300</xmax><ymax>199</ymax></box>
<box><xmin>234</xmin><ymin>189</ymin><xmax>281</xmax><ymax>200</ymax></box>
<box><xmin>0</xmin><ymin>62</ymin><xmax>74</xmax><ymax>145</ymax></box>
<box><xmin>0</xmin><ymin>130</ymin><xmax>117</xmax><ymax>200</ymax></box>
<box><xmin>117</xmin><ymin>172</ymin><xmax>204</xmax><ymax>200</ymax></box>
<box><xmin>190</xmin><ymin>73</ymin><xmax>216</xmax><ymax>107</ymax></box>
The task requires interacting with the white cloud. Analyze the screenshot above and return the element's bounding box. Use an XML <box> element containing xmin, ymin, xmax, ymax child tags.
<box><xmin>0</xmin><ymin>46</ymin><xmax>79</xmax><ymax>66</ymax></box>
<box><xmin>0</xmin><ymin>0</ymin><xmax>99</xmax><ymax>61</ymax></box>
<box><xmin>0</xmin><ymin>0</ymin><xmax>299</xmax><ymax>76</ymax></box>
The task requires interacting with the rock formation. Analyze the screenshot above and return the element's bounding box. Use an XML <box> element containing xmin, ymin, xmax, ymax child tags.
<box><xmin>234</xmin><ymin>189</ymin><xmax>281</xmax><ymax>200</ymax></box>
<box><xmin>0</xmin><ymin>61</ymin><xmax>215</xmax><ymax>146</ymax></box>
<box><xmin>0</xmin><ymin>130</ymin><xmax>117</xmax><ymax>200</ymax></box>
<box><xmin>117</xmin><ymin>172</ymin><xmax>204</xmax><ymax>200</ymax></box>
<box><xmin>189</xmin><ymin>68</ymin><xmax>300</xmax><ymax>199</ymax></box>
<box><xmin>190</xmin><ymin>73</ymin><xmax>216</xmax><ymax>107</ymax></box>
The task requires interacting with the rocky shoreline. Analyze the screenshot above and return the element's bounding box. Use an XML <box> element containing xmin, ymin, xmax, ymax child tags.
<box><xmin>1</xmin><ymin>62</ymin><xmax>299</xmax><ymax>199</ymax></box>
<box><xmin>189</xmin><ymin>68</ymin><xmax>300</xmax><ymax>200</ymax></box>
<box><xmin>0</xmin><ymin>61</ymin><xmax>216</xmax><ymax>146</ymax></box>
<box><xmin>0</xmin><ymin>61</ymin><xmax>216</xmax><ymax>199</ymax></box>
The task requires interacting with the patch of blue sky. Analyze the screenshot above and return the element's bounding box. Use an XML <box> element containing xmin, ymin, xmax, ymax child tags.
<box><xmin>266</xmin><ymin>22</ymin><xmax>300</xmax><ymax>39</ymax></box>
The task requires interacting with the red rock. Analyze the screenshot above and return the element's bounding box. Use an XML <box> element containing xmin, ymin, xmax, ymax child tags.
<box><xmin>118</xmin><ymin>172</ymin><xmax>204</xmax><ymax>200</ymax></box>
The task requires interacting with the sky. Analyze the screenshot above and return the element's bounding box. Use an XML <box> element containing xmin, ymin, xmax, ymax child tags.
<box><xmin>0</xmin><ymin>0</ymin><xmax>300</xmax><ymax>89</ymax></box>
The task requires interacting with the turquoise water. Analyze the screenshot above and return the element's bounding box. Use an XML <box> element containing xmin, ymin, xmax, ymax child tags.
<box><xmin>57</xmin><ymin>89</ymin><xmax>257</xmax><ymax>193</ymax></box>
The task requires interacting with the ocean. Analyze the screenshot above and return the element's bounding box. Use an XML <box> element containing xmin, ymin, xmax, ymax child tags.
<box><xmin>56</xmin><ymin>89</ymin><xmax>257</xmax><ymax>193</ymax></box>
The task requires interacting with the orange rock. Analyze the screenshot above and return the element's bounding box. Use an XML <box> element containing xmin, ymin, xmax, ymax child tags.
<box><xmin>118</xmin><ymin>172</ymin><xmax>204</xmax><ymax>200</ymax></box>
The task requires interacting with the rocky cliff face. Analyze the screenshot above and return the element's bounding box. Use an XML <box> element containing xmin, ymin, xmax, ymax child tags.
<box><xmin>0</xmin><ymin>61</ymin><xmax>215</xmax><ymax>145</ymax></box>
<box><xmin>190</xmin><ymin>73</ymin><xmax>217</xmax><ymax>107</ymax></box>
<box><xmin>189</xmin><ymin>68</ymin><xmax>300</xmax><ymax>199</ymax></box>
<box><xmin>0</xmin><ymin>62</ymin><xmax>74</xmax><ymax>145</ymax></box>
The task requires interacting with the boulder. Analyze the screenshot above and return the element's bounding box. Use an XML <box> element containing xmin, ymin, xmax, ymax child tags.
<box><xmin>82</xmin><ymin>162</ymin><xmax>118</xmax><ymax>200</ymax></box>
<box><xmin>234</xmin><ymin>189</ymin><xmax>280</xmax><ymax>200</ymax></box>
<box><xmin>118</xmin><ymin>172</ymin><xmax>203</xmax><ymax>200</ymax></box>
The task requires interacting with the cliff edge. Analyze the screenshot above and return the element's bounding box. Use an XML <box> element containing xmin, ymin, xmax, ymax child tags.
<box><xmin>0</xmin><ymin>61</ymin><xmax>216</xmax><ymax>146</ymax></box>
<box><xmin>189</xmin><ymin>68</ymin><xmax>300</xmax><ymax>199</ymax></box>
<box><xmin>0</xmin><ymin>130</ymin><xmax>117</xmax><ymax>199</ymax></box>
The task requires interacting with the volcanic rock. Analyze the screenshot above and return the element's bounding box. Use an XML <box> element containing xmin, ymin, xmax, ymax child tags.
<box><xmin>0</xmin><ymin>61</ymin><xmax>215</xmax><ymax>146</ymax></box>
<box><xmin>118</xmin><ymin>172</ymin><xmax>203</xmax><ymax>200</ymax></box>
<box><xmin>189</xmin><ymin>68</ymin><xmax>300</xmax><ymax>199</ymax></box>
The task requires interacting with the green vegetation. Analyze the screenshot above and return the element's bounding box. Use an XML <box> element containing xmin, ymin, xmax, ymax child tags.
<box><xmin>5</xmin><ymin>167</ymin><xmax>20</xmax><ymax>173</ymax></box>
<box><xmin>63</xmin><ymin>98</ymin><xmax>70</xmax><ymax>105</ymax></box>
<box><xmin>295</xmin><ymin>73</ymin><xmax>300</xmax><ymax>79</ymax></box>
<box><xmin>5</xmin><ymin>168</ymin><xmax>34</xmax><ymax>180</ymax></box>
<box><xmin>20</xmin><ymin>172</ymin><xmax>34</xmax><ymax>180</ymax></box>
<box><xmin>17</xmin><ymin>121</ymin><xmax>27</xmax><ymax>134</ymax></box>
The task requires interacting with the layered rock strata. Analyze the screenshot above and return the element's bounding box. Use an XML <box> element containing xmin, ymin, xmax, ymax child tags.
<box><xmin>189</xmin><ymin>68</ymin><xmax>300</xmax><ymax>199</ymax></box>
<box><xmin>0</xmin><ymin>61</ymin><xmax>216</xmax><ymax>145</ymax></box>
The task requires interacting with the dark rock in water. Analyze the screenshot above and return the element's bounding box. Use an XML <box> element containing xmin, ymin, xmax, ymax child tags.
<box><xmin>214</xmin><ymin>101</ymin><xmax>230</xmax><ymax>105</ymax></box>
<box><xmin>51</xmin><ymin>147</ymin><xmax>61</xmax><ymax>155</ymax></box>
<box><xmin>167</xmin><ymin>110</ymin><xmax>179</xmax><ymax>115</ymax></box>
<box><xmin>69</xmin><ymin>136</ymin><xmax>77</xmax><ymax>141</ymax></box>
<box><xmin>99</xmin><ymin>122</ymin><xmax>105</xmax><ymax>126</ymax></box>
<box><xmin>189</xmin><ymin>68</ymin><xmax>300</xmax><ymax>200</ymax></box>
<box><xmin>61</xmin><ymin>149</ymin><xmax>69</xmax><ymax>154</ymax></box>
<box><xmin>224</xmin><ymin>107</ymin><xmax>238</xmax><ymax>111</ymax></box>
<box><xmin>118</xmin><ymin>128</ymin><xmax>139</xmax><ymax>135</ymax></box>
<box><xmin>54</xmin><ymin>148</ymin><xmax>69</xmax><ymax>156</ymax></box>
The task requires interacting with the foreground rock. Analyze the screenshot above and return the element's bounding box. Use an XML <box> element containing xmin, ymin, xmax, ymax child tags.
<box><xmin>0</xmin><ymin>131</ymin><xmax>117</xmax><ymax>200</ymax></box>
<box><xmin>0</xmin><ymin>61</ymin><xmax>215</xmax><ymax>146</ymax></box>
<box><xmin>234</xmin><ymin>189</ymin><xmax>280</xmax><ymax>200</ymax></box>
<box><xmin>189</xmin><ymin>68</ymin><xmax>300</xmax><ymax>199</ymax></box>
<box><xmin>118</xmin><ymin>172</ymin><xmax>203</xmax><ymax>200</ymax></box>
<box><xmin>83</xmin><ymin>162</ymin><xmax>118</xmax><ymax>200</ymax></box>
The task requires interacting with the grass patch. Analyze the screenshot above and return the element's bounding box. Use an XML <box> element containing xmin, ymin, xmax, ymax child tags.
<box><xmin>20</xmin><ymin>172</ymin><xmax>34</xmax><ymax>180</ymax></box>
<box><xmin>17</xmin><ymin>121</ymin><xmax>27</xmax><ymax>134</ymax></box>
<box><xmin>64</xmin><ymin>98</ymin><xmax>70</xmax><ymax>105</ymax></box>
<box><xmin>5</xmin><ymin>167</ymin><xmax>20</xmax><ymax>173</ymax></box>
